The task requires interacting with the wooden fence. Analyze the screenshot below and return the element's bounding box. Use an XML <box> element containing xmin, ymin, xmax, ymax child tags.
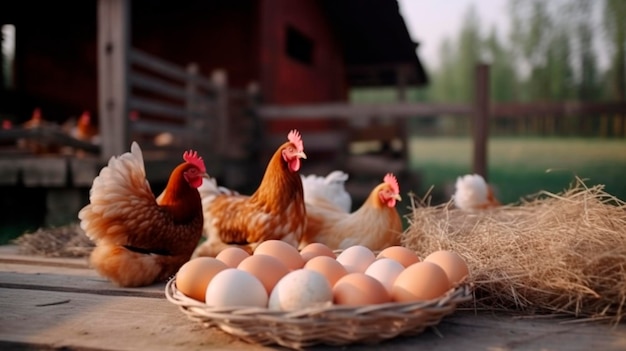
<box><xmin>257</xmin><ymin>64</ymin><xmax>626</xmax><ymax>183</ymax></box>
<box><xmin>97</xmin><ymin>0</ymin><xmax>231</xmax><ymax>182</ymax></box>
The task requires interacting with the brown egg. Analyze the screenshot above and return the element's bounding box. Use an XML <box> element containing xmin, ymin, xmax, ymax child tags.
<box><xmin>377</xmin><ymin>246</ymin><xmax>421</xmax><ymax>268</ymax></box>
<box><xmin>392</xmin><ymin>261</ymin><xmax>450</xmax><ymax>302</ymax></box>
<box><xmin>424</xmin><ymin>250</ymin><xmax>470</xmax><ymax>285</ymax></box>
<box><xmin>216</xmin><ymin>247</ymin><xmax>250</xmax><ymax>268</ymax></box>
<box><xmin>254</xmin><ymin>240</ymin><xmax>304</xmax><ymax>270</ymax></box>
<box><xmin>304</xmin><ymin>255</ymin><xmax>348</xmax><ymax>287</ymax></box>
<box><xmin>238</xmin><ymin>254</ymin><xmax>289</xmax><ymax>294</ymax></box>
<box><xmin>333</xmin><ymin>273</ymin><xmax>390</xmax><ymax>306</ymax></box>
<box><xmin>300</xmin><ymin>242</ymin><xmax>336</xmax><ymax>262</ymax></box>
<box><xmin>176</xmin><ymin>257</ymin><xmax>228</xmax><ymax>302</ymax></box>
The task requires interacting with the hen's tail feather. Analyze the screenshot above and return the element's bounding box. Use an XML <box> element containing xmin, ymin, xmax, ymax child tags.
<box><xmin>79</xmin><ymin>142</ymin><xmax>154</xmax><ymax>242</ymax></box>
<box><xmin>301</xmin><ymin>170</ymin><xmax>352</xmax><ymax>213</ymax></box>
<box><xmin>198</xmin><ymin>176</ymin><xmax>239</xmax><ymax>209</ymax></box>
<box><xmin>324</xmin><ymin>170</ymin><xmax>349</xmax><ymax>184</ymax></box>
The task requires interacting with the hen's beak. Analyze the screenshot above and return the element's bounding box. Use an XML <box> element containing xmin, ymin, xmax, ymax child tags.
<box><xmin>394</xmin><ymin>193</ymin><xmax>402</xmax><ymax>202</ymax></box>
<box><xmin>297</xmin><ymin>152</ymin><xmax>307</xmax><ymax>159</ymax></box>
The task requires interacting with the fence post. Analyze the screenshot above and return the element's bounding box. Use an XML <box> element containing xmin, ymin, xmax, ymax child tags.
<box><xmin>97</xmin><ymin>0</ymin><xmax>130</xmax><ymax>160</ymax></box>
<box><xmin>473</xmin><ymin>64</ymin><xmax>489</xmax><ymax>180</ymax></box>
<box><xmin>185</xmin><ymin>62</ymin><xmax>199</xmax><ymax>149</ymax></box>
<box><xmin>212</xmin><ymin>69</ymin><xmax>228</xmax><ymax>154</ymax></box>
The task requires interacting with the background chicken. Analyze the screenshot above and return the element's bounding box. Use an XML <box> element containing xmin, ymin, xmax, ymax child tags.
<box><xmin>299</xmin><ymin>173</ymin><xmax>403</xmax><ymax>251</ymax></box>
<box><xmin>452</xmin><ymin>173</ymin><xmax>501</xmax><ymax>211</ymax></box>
<box><xmin>301</xmin><ymin>170</ymin><xmax>352</xmax><ymax>212</ymax></box>
<box><xmin>78</xmin><ymin>142</ymin><xmax>207</xmax><ymax>287</ymax></box>
<box><xmin>193</xmin><ymin>129</ymin><xmax>307</xmax><ymax>257</ymax></box>
<box><xmin>70</xmin><ymin>110</ymin><xmax>100</xmax><ymax>144</ymax></box>
<box><xmin>17</xmin><ymin>107</ymin><xmax>60</xmax><ymax>154</ymax></box>
<box><xmin>64</xmin><ymin>110</ymin><xmax>100</xmax><ymax>157</ymax></box>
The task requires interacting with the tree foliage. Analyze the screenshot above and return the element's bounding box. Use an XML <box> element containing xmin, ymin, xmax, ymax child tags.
<box><xmin>425</xmin><ymin>0</ymin><xmax>620</xmax><ymax>103</ymax></box>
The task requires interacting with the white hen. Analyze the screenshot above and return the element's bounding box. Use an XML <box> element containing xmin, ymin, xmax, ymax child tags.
<box><xmin>453</xmin><ymin>174</ymin><xmax>500</xmax><ymax>211</ymax></box>
<box><xmin>301</xmin><ymin>170</ymin><xmax>352</xmax><ymax>212</ymax></box>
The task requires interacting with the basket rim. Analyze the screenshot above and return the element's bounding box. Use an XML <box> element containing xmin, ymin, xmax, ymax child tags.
<box><xmin>165</xmin><ymin>277</ymin><xmax>473</xmax><ymax>348</ymax></box>
<box><xmin>165</xmin><ymin>276</ymin><xmax>473</xmax><ymax>318</ymax></box>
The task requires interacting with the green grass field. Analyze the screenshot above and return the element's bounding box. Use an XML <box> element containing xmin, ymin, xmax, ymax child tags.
<box><xmin>408</xmin><ymin>137</ymin><xmax>626</xmax><ymax>205</ymax></box>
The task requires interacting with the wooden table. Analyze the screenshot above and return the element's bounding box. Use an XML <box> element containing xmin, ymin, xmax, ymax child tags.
<box><xmin>2</xmin><ymin>244</ymin><xmax>626</xmax><ymax>351</ymax></box>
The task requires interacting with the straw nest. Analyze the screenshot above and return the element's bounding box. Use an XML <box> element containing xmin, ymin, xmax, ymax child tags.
<box><xmin>13</xmin><ymin>223</ymin><xmax>94</xmax><ymax>258</ymax></box>
<box><xmin>403</xmin><ymin>178</ymin><xmax>626</xmax><ymax>323</ymax></box>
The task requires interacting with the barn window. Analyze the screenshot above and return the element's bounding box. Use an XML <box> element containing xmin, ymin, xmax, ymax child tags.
<box><xmin>286</xmin><ymin>26</ymin><xmax>314</xmax><ymax>65</ymax></box>
<box><xmin>1</xmin><ymin>24</ymin><xmax>16</xmax><ymax>89</ymax></box>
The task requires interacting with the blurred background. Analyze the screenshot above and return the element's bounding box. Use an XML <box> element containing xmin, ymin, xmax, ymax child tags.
<box><xmin>366</xmin><ymin>0</ymin><xmax>626</xmax><ymax>206</ymax></box>
<box><xmin>0</xmin><ymin>0</ymin><xmax>625</xmax><ymax>243</ymax></box>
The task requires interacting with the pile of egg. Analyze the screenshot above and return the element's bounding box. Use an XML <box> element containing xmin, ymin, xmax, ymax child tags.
<box><xmin>175</xmin><ymin>240</ymin><xmax>469</xmax><ymax>311</ymax></box>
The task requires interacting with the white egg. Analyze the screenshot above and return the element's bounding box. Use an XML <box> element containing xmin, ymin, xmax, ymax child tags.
<box><xmin>205</xmin><ymin>268</ymin><xmax>268</xmax><ymax>307</ymax></box>
<box><xmin>365</xmin><ymin>258</ymin><xmax>405</xmax><ymax>295</ymax></box>
<box><xmin>268</xmin><ymin>269</ymin><xmax>333</xmax><ymax>311</ymax></box>
<box><xmin>336</xmin><ymin>245</ymin><xmax>376</xmax><ymax>273</ymax></box>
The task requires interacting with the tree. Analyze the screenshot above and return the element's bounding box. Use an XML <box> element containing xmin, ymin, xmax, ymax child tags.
<box><xmin>455</xmin><ymin>5</ymin><xmax>483</xmax><ymax>102</ymax></box>
<box><xmin>428</xmin><ymin>5</ymin><xmax>483</xmax><ymax>103</ymax></box>
<box><xmin>603</xmin><ymin>0</ymin><xmax>626</xmax><ymax>101</ymax></box>
<box><xmin>485</xmin><ymin>27</ymin><xmax>518</xmax><ymax>102</ymax></box>
<box><xmin>573</xmin><ymin>1</ymin><xmax>599</xmax><ymax>101</ymax></box>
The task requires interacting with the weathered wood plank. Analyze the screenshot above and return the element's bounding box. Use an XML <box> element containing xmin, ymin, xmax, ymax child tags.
<box><xmin>98</xmin><ymin>0</ymin><xmax>130</xmax><ymax>160</ymax></box>
<box><xmin>70</xmin><ymin>157</ymin><xmax>102</xmax><ymax>187</ymax></box>
<box><xmin>129</xmin><ymin>96</ymin><xmax>196</xmax><ymax>121</ymax></box>
<box><xmin>130</xmin><ymin>70</ymin><xmax>189</xmax><ymax>102</ymax></box>
<box><xmin>2</xmin><ymin>245</ymin><xmax>626</xmax><ymax>351</ymax></box>
<box><xmin>19</xmin><ymin>158</ymin><xmax>67</xmax><ymax>187</ymax></box>
<box><xmin>0</xmin><ymin>159</ymin><xmax>20</xmax><ymax>184</ymax></box>
<box><xmin>0</xmin><ymin>288</ymin><xmax>262</xmax><ymax>351</ymax></box>
<box><xmin>130</xmin><ymin>49</ymin><xmax>215</xmax><ymax>92</ymax></box>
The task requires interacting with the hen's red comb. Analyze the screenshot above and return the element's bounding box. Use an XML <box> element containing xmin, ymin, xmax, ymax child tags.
<box><xmin>288</xmin><ymin>129</ymin><xmax>304</xmax><ymax>152</ymax></box>
<box><xmin>183</xmin><ymin>150</ymin><xmax>206</xmax><ymax>173</ymax></box>
<box><xmin>384</xmin><ymin>173</ymin><xmax>399</xmax><ymax>194</ymax></box>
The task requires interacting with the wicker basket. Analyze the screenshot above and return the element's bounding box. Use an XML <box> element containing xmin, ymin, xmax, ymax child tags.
<box><xmin>165</xmin><ymin>277</ymin><xmax>472</xmax><ymax>349</ymax></box>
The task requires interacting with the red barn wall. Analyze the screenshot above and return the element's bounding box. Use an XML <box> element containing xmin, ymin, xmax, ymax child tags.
<box><xmin>258</xmin><ymin>0</ymin><xmax>347</xmax><ymax>104</ymax></box>
<box><xmin>258</xmin><ymin>0</ymin><xmax>348</xmax><ymax>134</ymax></box>
<box><xmin>132</xmin><ymin>0</ymin><xmax>258</xmax><ymax>89</ymax></box>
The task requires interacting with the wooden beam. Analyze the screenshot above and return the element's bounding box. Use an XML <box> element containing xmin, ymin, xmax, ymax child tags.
<box><xmin>130</xmin><ymin>71</ymin><xmax>190</xmax><ymax>102</ymax></box>
<box><xmin>98</xmin><ymin>0</ymin><xmax>130</xmax><ymax>160</ymax></box>
<box><xmin>130</xmin><ymin>49</ymin><xmax>215</xmax><ymax>92</ymax></box>
<box><xmin>258</xmin><ymin>103</ymin><xmax>473</xmax><ymax>120</ymax></box>
<box><xmin>491</xmin><ymin>101</ymin><xmax>626</xmax><ymax>117</ymax></box>
<box><xmin>129</xmin><ymin>96</ymin><xmax>205</xmax><ymax>120</ymax></box>
<box><xmin>473</xmin><ymin>64</ymin><xmax>489</xmax><ymax>180</ymax></box>
<box><xmin>212</xmin><ymin>69</ymin><xmax>228</xmax><ymax>154</ymax></box>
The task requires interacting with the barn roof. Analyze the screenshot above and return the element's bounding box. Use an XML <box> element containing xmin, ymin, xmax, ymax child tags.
<box><xmin>322</xmin><ymin>0</ymin><xmax>428</xmax><ymax>87</ymax></box>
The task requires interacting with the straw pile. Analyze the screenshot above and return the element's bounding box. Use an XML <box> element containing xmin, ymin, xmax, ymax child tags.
<box><xmin>403</xmin><ymin>178</ymin><xmax>626</xmax><ymax>323</ymax></box>
<box><xmin>13</xmin><ymin>223</ymin><xmax>94</xmax><ymax>258</ymax></box>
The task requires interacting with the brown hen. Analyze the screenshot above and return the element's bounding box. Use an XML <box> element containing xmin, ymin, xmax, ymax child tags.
<box><xmin>193</xmin><ymin>130</ymin><xmax>307</xmax><ymax>257</ymax></box>
<box><xmin>299</xmin><ymin>173</ymin><xmax>403</xmax><ymax>251</ymax></box>
<box><xmin>79</xmin><ymin>142</ymin><xmax>207</xmax><ymax>287</ymax></box>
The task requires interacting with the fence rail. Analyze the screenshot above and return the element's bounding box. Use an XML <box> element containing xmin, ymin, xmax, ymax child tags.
<box><xmin>257</xmin><ymin>64</ymin><xmax>626</xmax><ymax>181</ymax></box>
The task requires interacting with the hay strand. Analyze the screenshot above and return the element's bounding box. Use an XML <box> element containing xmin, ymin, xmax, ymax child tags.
<box><xmin>404</xmin><ymin>178</ymin><xmax>626</xmax><ymax>323</ymax></box>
